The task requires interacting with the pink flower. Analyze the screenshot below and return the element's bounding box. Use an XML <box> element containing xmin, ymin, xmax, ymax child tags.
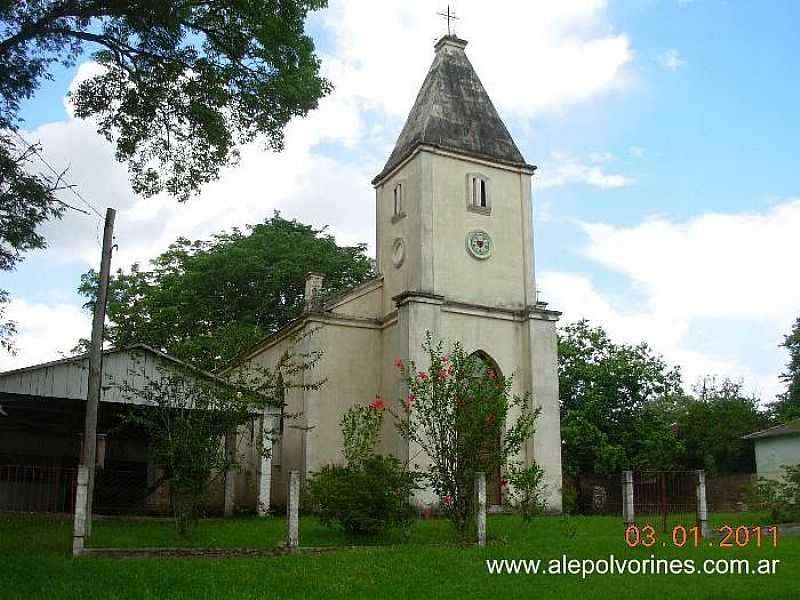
<box><xmin>394</xmin><ymin>358</ymin><xmax>404</xmax><ymax>370</ymax></box>
<box><xmin>370</xmin><ymin>397</ymin><xmax>385</xmax><ymax>410</ymax></box>
<box><xmin>447</xmin><ymin>365</ymin><xmax>455</xmax><ymax>376</ymax></box>
<box><xmin>441</xmin><ymin>495</ymin><xmax>453</xmax><ymax>507</ymax></box>
<box><xmin>437</xmin><ymin>368</ymin><xmax>448</xmax><ymax>379</ymax></box>
<box><xmin>441</xmin><ymin>355</ymin><xmax>449</xmax><ymax>364</ymax></box>
<box><xmin>404</xmin><ymin>393</ymin><xmax>416</xmax><ymax>408</ymax></box>
<box><xmin>417</xmin><ymin>371</ymin><xmax>429</xmax><ymax>381</ymax></box>
<box><xmin>486</xmin><ymin>367</ymin><xmax>496</xmax><ymax>380</ymax></box>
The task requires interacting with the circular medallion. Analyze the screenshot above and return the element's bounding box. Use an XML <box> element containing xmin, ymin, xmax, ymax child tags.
<box><xmin>466</xmin><ymin>230</ymin><xmax>492</xmax><ymax>260</ymax></box>
<box><xmin>391</xmin><ymin>237</ymin><xmax>406</xmax><ymax>268</ymax></box>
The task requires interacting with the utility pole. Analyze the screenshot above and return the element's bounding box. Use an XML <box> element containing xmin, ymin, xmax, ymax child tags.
<box><xmin>73</xmin><ymin>207</ymin><xmax>115</xmax><ymax>554</ymax></box>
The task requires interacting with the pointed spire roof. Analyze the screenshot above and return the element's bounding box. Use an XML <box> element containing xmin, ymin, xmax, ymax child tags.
<box><xmin>373</xmin><ymin>36</ymin><xmax>533</xmax><ymax>184</ymax></box>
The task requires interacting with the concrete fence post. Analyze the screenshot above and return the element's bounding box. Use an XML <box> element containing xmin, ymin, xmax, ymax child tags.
<box><xmin>622</xmin><ymin>470</ymin><xmax>635</xmax><ymax>529</ymax></box>
<box><xmin>257</xmin><ymin>414</ymin><xmax>274</xmax><ymax>517</ymax></box>
<box><xmin>287</xmin><ymin>470</ymin><xmax>300</xmax><ymax>549</ymax></box>
<box><xmin>696</xmin><ymin>470</ymin><xmax>710</xmax><ymax>538</ymax></box>
<box><xmin>72</xmin><ymin>465</ymin><xmax>89</xmax><ymax>556</ymax></box>
<box><xmin>476</xmin><ymin>471</ymin><xmax>487</xmax><ymax>547</ymax></box>
<box><xmin>223</xmin><ymin>429</ymin><xmax>236</xmax><ymax>517</ymax></box>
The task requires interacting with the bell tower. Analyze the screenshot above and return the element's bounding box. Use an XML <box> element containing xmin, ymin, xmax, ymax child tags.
<box><xmin>373</xmin><ymin>35</ymin><xmax>538</xmax><ymax>316</ymax></box>
<box><xmin>374</xmin><ymin>35</ymin><xmax>564</xmax><ymax>512</ymax></box>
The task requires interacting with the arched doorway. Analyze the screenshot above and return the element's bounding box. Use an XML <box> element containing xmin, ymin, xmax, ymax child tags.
<box><xmin>467</xmin><ymin>351</ymin><xmax>503</xmax><ymax>507</ymax></box>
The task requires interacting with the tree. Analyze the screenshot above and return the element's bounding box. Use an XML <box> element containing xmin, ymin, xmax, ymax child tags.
<box><xmin>676</xmin><ymin>377</ymin><xmax>768</xmax><ymax>475</ymax></box>
<box><xmin>1</xmin><ymin>0</ymin><xmax>330</xmax><ymax>201</ymax></box>
<box><xmin>1</xmin><ymin>0</ymin><xmax>330</xmax><ymax>349</ymax></box>
<box><xmin>0</xmin><ymin>134</ymin><xmax>68</xmax><ymax>351</ymax></box>
<box><xmin>558</xmin><ymin>320</ymin><xmax>683</xmax><ymax>483</ymax></box>
<box><xmin>771</xmin><ymin>317</ymin><xmax>800</xmax><ymax>421</ymax></box>
<box><xmin>121</xmin><ymin>332</ymin><xmax>321</xmax><ymax>535</ymax></box>
<box><xmin>78</xmin><ymin>214</ymin><xmax>374</xmax><ymax>371</ymax></box>
<box><xmin>394</xmin><ymin>335</ymin><xmax>538</xmax><ymax>537</ymax></box>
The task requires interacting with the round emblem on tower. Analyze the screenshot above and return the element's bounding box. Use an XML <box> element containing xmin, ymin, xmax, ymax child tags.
<box><xmin>466</xmin><ymin>230</ymin><xmax>492</xmax><ymax>260</ymax></box>
<box><xmin>391</xmin><ymin>237</ymin><xmax>406</xmax><ymax>268</ymax></box>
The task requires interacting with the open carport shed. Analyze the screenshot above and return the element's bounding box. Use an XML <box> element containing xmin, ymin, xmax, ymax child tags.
<box><xmin>0</xmin><ymin>345</ymin><xmax>267</xmax><ymax>516</ymax></box>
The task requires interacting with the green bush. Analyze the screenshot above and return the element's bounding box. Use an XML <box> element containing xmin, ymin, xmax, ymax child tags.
<box><xmin>507</xmin><ymin>463</ymin><xmax>547</xmax><ymax>520</ymax></box>
<box><xmin>754</xmin><ymin>464</ymin><xmax>800</xmax><ymax>523</ymax></box>
<box><xmin>308</xmin><ymin>455</ymin><xmax>421</xmax><ymax>537</ymax></box>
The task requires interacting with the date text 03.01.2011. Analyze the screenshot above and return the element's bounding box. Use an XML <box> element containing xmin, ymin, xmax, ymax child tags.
<box><xmin>625</xmin><ymin>524</ymin><xmax>779</xmax><ymax>548</ymax></box>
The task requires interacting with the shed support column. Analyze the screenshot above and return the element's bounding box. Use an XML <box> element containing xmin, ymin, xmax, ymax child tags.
<box><xmin>476</xmin><ymin>471</ymin><xmax>487</xmax><ymax>547</ymax></box>
<box><xmin>622</xmin><ymin>470</ymin><xmax>635</xmax><ymax>529</ymax></box>
<box><xmin>696</xmin><ymin>470</ymin><xmax>710</xmax><ymax>538</ymax></box>
<box><xmin>287</xmin><ymin>470</ymin><xmax>300</xmax><ymax>549</ymax></box>
<box><xmin>258</xmin><ymin>415</ymin><xmax>274</xmax><ymax>517</ymax></box>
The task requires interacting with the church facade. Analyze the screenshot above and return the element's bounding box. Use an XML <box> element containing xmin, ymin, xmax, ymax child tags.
<box><xmin>239</xmin><ymin>35</ymin><xmax>563</xmax><ymax>513</ymax></box>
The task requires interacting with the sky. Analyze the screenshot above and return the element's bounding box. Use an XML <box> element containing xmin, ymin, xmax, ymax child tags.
<box><xmin>2</xmin><ymin>0</ymin><xmax>799</xmax><ymax>406</ymax></box>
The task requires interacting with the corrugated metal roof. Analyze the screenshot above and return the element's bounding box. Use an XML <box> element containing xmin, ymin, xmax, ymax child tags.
<box><xmin>742</xmin><ymin>419</ymin><xmax>800</xmax><ymax>440</ymax></box>
<box><xmin>0</xmin><ymin>344</ymin><xmax>222</xmax><ymax>405</ymax></box>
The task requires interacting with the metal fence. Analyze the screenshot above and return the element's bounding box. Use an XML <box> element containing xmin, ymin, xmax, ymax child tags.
<box><xmin>570</xmin><ymin>470</ymin><xmax>754</xmax><ymax>519</ymax></box>
<box><xmin>0</xmin><ymin>464</ymin><xmax>169</xmax><ymax>515</ymax></box>
<box><xmin>0</xmin><ymin>465</ymin><xmax>78</xmax><ymax>513</ymax></box>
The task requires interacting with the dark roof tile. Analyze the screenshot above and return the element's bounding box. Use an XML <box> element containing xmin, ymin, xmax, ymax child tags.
<box><xmin>373</xmin><ymin>36</ymin><xmax>531</xmax><ymax>184</ymax></box>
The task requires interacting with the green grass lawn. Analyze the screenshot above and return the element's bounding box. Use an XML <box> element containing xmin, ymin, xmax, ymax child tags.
<box><xmin>2</xmin><ymin>512</ymin><xmax>798</xmax><ymax>599</ymax></box>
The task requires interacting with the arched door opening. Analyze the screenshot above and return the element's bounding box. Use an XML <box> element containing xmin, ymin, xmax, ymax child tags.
<box><xmin>467</xmin><ymin>351</ymin><xmax>503</xmax><ymax>507</ymax></box>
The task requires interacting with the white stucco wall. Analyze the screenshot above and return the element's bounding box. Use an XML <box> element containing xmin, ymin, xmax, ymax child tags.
<box><xmin>754</xmin><ymin>435</ymin><xmax>800</xmax><ymax>479</ymax></box>
<box><xmin>243</xmin><ymin>144</ymin><xmax>563</xmax><ymax>512</ymax></box>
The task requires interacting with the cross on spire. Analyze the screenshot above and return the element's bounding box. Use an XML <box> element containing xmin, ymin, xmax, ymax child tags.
<box><xmin>437</xmin><ymin>4</ymin><xmax>459</xmax><ymax>37</ymax></box>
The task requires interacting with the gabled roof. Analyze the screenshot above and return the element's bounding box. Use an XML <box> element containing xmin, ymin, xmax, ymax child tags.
<box><xmin>373</xmin><ymin>36</ymin><xmax>532</xmax><ymax>185</ymax></box>
<box><xmin>742</xmin><ymin>419</ymin><xmax>800</xmax><ymax>440</ymax></box>
<box><xmin>0</xmin><ymin>344</ymin><xmax>228</xmax><ymax>405</ymax></box>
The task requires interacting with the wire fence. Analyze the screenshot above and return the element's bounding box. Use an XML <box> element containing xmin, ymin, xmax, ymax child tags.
<box><xmin>0</xmin><ymin>465</ymin><xmax>77</xmax><ymax>513</ymax></box>
<box><xmin>570</xmin><ymin>470</ymin><xmax>755</xmax><ymax>519</ymax></box>
<box><xmin>0</xmin><ymin>464</ymin><xmax>170</xmax><ymax>515</ymax></box>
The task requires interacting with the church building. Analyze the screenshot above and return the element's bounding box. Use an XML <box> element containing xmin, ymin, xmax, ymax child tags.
<box><xmin>240</xmin><ymin>35</ymin><xmax>563</xmax><ymax>513</ymax></box>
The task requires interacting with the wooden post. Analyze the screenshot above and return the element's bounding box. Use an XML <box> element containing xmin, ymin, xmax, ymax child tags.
<box><xmin>287</xmin><ymin>470</ymin><xmax>299</xmax><ymax>549</ymax></box>
<box><xmin>475</xmin><ymin>471</ymin><xmax>487</xmax><ymax>547</ymax></box>
<box><xmin>78</xmin><ymin>207</ymin><xmax>115</xmax><ymax>539</ymax></box>
<box><xmin>696</xmin><ymin>470</ymin><xmax>710</xmax><ymax>538</ymax></box>
<box><xmin>622</xmin><ymin>470</ymin><xmax>635</xmax><ymax>529</ymax></box>
<box><xmin>71</xmin><ymin>466</ymin><xmax>89</xmax><ymax>555</ymax></box>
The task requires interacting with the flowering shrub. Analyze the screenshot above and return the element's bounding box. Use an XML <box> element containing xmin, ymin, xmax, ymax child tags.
<box><xmin>308</xmin><ymin>402</ymin><xmax>421</xmax><ymax>537</ymax></box>
<box><xmin>394</xmin><ymin>333</ymin><xmax>540</xmax><ymax>537</ymax></box>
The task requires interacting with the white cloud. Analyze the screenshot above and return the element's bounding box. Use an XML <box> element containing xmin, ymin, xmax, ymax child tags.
<box><xmin>320</xmin><ymin>0</ymin><xmax>633</xmax><ymax>118</ymax></box>
<box><xmin>578</xmin><ymin>201</ymin><xmax>800</xmax><ymax>322</ymax></box>
<box><xmin>590</xmin><ymin>152</ymin><xmax>614</xmax><ymax>163</ymax></box>
<box><xmin>0</xmin><ymin>298</ymin><xmax>91</xmax><ymax>370</ymax></box>
<box><xmin>629</xmin><ymin>145</ymin><xmax>646</xmax><ymax>159</ymax></box>
<box><xmin>540</xmin><ymin>200</ymin><xmax>800</xmax><ymax>402</ymax></box>
<box><xmin>658</xmin><ymin>49</ymin><xmax>685</xmax><ymax>71</ymax></box>
<box><xmin>23</xmin><ymin>78</ymin><xmax>376</xmax><ymax>270</ymax></box>
<box><xmin>537</xmin><ymin>155</ymin><xmax>635</xmax><ymax>189</ymax></box>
